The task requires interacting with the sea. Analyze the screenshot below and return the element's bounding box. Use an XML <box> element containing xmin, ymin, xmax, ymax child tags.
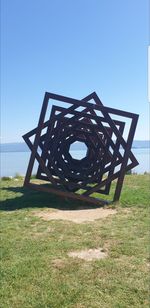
<box><xmin>0</xmin><ymin>146</ymin><xmax>149</xmax><ymax>177</ymax></box>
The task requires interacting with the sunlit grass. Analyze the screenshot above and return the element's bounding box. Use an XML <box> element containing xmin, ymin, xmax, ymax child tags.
<box><xmin>0</xmin><ymin>174</ymin><xmax>149</xmax><ymax>307</ymax></box>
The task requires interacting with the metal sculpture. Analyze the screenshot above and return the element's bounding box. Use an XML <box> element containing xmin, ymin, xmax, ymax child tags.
<box><xmin>23</xmin><ymin>92</ymin><xmax>139</xmax><ymax>205</ymax></box>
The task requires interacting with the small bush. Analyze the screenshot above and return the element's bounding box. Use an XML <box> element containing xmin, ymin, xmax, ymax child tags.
<box><xmin>1</xmin><ymin>176</ymin><xmax>12</xmax><ymax>181</ymax></box>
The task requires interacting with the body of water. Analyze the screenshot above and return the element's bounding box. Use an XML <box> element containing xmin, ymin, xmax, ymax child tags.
<box><xmin>0</xmin><ymin>148</ymin><xmax>149</xmax><ymax>177</ymax></box>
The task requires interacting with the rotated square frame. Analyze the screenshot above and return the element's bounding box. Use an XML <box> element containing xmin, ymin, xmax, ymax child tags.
<box><xmin>23</xmin><ymin>92</ymin><xmax>139</xmax><ymax>206</ymax></box>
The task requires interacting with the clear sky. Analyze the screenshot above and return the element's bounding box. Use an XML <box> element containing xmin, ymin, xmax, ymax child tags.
<box><xmin>1</xmin><ymin>0</ymin><xmax>149</xmax><ymax>143</ymax></box>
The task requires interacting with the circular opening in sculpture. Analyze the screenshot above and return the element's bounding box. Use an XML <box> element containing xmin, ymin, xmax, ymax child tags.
<box><xmin>69</xmin><ymin>141</ymin><xmax>88</xmax><ymax>160</ymax></box>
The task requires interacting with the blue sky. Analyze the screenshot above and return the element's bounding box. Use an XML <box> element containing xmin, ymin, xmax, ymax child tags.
<box><xmin>1</xmin><ymin>0</ymin><xmax>149</xmax><ymax>142</ymax></box>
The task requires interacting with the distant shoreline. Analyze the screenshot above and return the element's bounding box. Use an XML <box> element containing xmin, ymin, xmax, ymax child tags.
<box><xmin>1</xmin><ymin>147</ymin><xmax>150</xmax><ymax>153</ymax></box>
<box><xmin>0</xmin><ymin>141</ymin><xmax>150</xmax><ymax>153</ymax></box>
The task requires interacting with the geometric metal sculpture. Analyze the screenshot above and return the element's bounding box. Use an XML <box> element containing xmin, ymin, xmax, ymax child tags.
<box><xmin>22</xmin><ymin>91</ymin><xmax>139</xmax><ymax>206</ymax></box>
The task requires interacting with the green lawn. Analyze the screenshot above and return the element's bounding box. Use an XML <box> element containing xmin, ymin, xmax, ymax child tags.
<box><xmin>0</xmin><ymin>174</ymin><xmax>149</xmax><ymax>308</ymax></box>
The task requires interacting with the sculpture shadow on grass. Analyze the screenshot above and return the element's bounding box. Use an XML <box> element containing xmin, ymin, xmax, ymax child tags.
<box><xmin>0</xmin><ymin>185</ymin><xmax>103</xmax><ymax>212</ymax></box>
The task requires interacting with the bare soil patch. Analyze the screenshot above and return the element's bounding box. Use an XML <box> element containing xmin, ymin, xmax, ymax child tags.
<box><xmin>51</xmin><ymin>259</ymin><xmax>66</xmax><ymax>269</ymax></box>
<box><xmin>68</xmin><ymin>248</ymin><xmax>107</xmax><ymax>261</ymax></box>
<box><xmin>33</xmin><ymin>207</ymin><xmax>117</xmax><ymax>223</ymax></box>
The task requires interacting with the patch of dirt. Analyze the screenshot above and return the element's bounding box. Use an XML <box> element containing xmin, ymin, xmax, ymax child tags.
<box><xmin>29</xmin><ymin>226</ymin><xmax>54</xmax><ymax>239</ymax></box>
<box><xmin>30</xmin><ymin>232</ymin><xmax>45</xmax><ymax>239</ymax></box>
<box><xmin>147</xmin><ymin>262</ymin><xmax>150</xmax><ymax>268</ymax></box>
<box><xmin>51</xmin><ymin>259</ymin><xmax>65</xmax><ymax>269</ymax></box>
<box><xmin>33</xmin><ymin>208</ymin><xmax>117</xmax><ymax>223</ymax></box>
<box><xmin>68</xmin><ymin>248</ymin><xmax>107</xmax><ymax>261</ymax></box>
<box><xmin>47</xmin><ymin>226</ymin><xmax>54</xmax><ymax>232</ymax></box>
<box><xmin>122</xmin><ymin>208</ymin><xmax>131</xmax><ymax>213</ymax></box>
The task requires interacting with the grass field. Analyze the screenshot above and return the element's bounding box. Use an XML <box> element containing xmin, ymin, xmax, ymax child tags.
<box><xmin>0</xmin><ymin>174</ymin><xmax>149</xmax><ymax>307</ymax></box>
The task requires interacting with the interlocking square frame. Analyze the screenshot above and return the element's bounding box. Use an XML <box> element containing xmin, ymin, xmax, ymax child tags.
<box><xmin>23</xmin><ymin>91</ymin><xmax>139</xmax><ymax>206</ymax></box>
